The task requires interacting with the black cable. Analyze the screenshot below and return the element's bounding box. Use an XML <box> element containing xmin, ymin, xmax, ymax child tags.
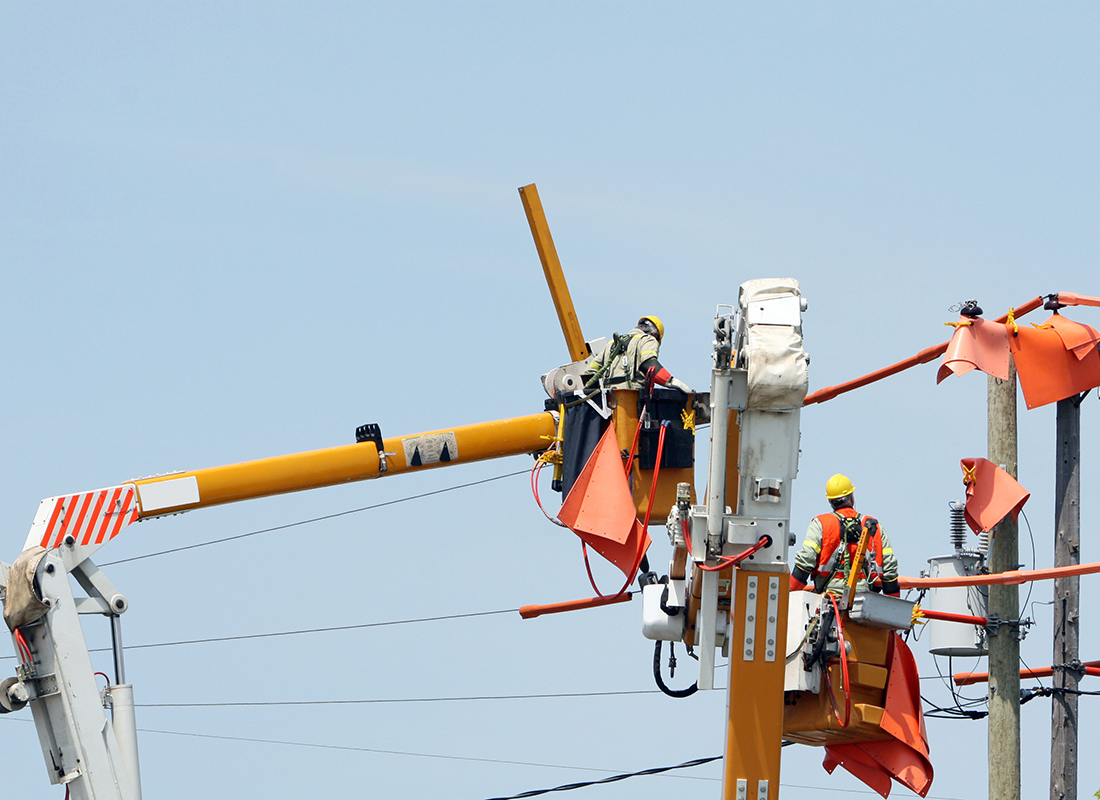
<box><xmin>100</xmin><ymin>469</ymin><xmax>530</xmax><ymax>567</ymax></box>
<box><xmin>652</xmin><ymin>640</ymin><xmax>697</xmax><ymax>698</ymax></box>
<box><xmin>1018</xmin><ymin>653</ymin><xmax>1048</xmax><ymax>693</ymax></box>
<box><xmin>1043</xmin><ymin>687</ymin><xmax>1100</xmax><ymax>697</ymax></box>
<box><xmin>482</xmin><ymin>755</ymin><xmax>723</xmax><ymax>799</ymax></box>
<box><xmin>1018</xmin><ymin>508</ymin><xmax>1037</xmax><ymax>613</ymax></box>
<box><xmin>930</xmin><ymin>652</ymin><xmax>985</xmax><ymax>715</ymax></box>
<box><xmin>484</xmin><ymin>748</ymin><xmax>800</xmax><ymax>800</ymax></box>
<box><xmin>486</xmin><ymin>743</ymin><xmax>884</xmax><ymax>800</ymax></box>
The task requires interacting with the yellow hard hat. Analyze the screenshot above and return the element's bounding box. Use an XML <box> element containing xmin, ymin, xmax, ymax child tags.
<box><xmin>825</xmin><ymin>474</ymin><xmax>855</xmax><ymax>500</ymax></box>
<box><xmin>639</xmin><ymin>315</ymin><xmax>665</xmax><ymax>341</ymax></box>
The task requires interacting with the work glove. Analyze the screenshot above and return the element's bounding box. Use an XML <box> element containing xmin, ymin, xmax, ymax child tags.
<box><xmin>667</xmin><ymin>377</ymin><xmax>692</xmax><ymax>394</ymax></box>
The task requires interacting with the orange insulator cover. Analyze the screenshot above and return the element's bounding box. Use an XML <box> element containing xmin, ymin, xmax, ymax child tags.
<box><xmin>557</xmin><ymin>425</ymin><xmax>650</xmax><ymax>577</ymax></box>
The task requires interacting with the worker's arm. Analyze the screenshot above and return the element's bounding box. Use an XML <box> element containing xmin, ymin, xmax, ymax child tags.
<box><xmin>641</xmin><ymin>358</ymin><xmax>692</xmax><ymax>394</ymax></box>
<box><xmin>878</xmin><ymin>528</ymin><xmax>900</xmax><ymax>597</ymax></box>
<box><xmin>790</xmin><ymin>517</ymin><xmax>824</xmax><ymax>591</ymax></box>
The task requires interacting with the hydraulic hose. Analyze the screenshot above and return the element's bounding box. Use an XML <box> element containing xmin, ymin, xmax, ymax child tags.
<box><xmin>653</xmin><ymin>640</ymin><xmax>698</xmax><ymax>698</ymax></box>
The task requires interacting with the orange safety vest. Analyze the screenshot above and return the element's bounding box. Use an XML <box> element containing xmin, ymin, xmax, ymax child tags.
<box><xmin>812</xmin><ymin>508</ymin><xmax>886</xmax><ymax>592</ymax></box>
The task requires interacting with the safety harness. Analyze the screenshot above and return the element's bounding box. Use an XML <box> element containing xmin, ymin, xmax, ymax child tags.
<box><xmin>812</xmin><ymin>510</ymin><xmax>885</xmax><ymax>593</ymax></box>
<box><xmin>584</xmin><ymin>331</ymin><xmax>641</xmax><ymax>389</ymax></box>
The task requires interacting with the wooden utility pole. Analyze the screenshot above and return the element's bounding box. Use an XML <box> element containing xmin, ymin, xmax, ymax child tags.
<box><xmin>1051</xmin><ymin>394</ymin><xmax>1082</xmax><ymax>800</ymax></box>
<box><xmin>988</xmin><ymin>362</ymin><xmax>1021</xmax><ymax>800</ymax></box>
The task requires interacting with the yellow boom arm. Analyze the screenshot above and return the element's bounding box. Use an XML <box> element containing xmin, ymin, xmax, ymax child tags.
<box><xmin>27</xmin><ymin>412</ymin><xmax>557</xmax><ymax>554</ymax></box>
<box><xmin>134</xmin><ymin>412</ymin><xmax>556</xmax><ymax>517</ymax></box>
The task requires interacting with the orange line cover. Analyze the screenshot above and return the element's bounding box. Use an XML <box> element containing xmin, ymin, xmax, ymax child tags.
<box><xmin>899</xmin><ymin>560</ymin><xmax>1100</xmax><ymax>590</ymax></box>
<box><xmin>805</xmin><ymin>297</ymin><xmax>1043</xmax><ymax>406</ymax></box>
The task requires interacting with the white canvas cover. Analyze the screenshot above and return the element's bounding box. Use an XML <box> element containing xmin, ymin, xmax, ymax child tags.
<box><xmin>3</xmin><ymin>547</ymin><xmax>49</xmax><ymax>630</ymax></box>
<box><xmin>739</xmin><ymin>279</ymin><xmax>809</xmax><ymax>409</ymax></box>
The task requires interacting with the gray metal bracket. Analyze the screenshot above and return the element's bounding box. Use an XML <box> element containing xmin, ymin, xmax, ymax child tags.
<box><xmin>68</xmin><ymin>559</ymin><xmax>128</xmax><ymax>617</ymax></box>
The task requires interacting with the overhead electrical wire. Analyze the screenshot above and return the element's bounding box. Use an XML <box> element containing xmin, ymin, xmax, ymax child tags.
<box><xmin>134</xmin><ymin>726</ymin><xmax>723</xmax><ymax>784</ymax></box>
<box><xmin>0</xmin><ymin>714</ymin><xmax>981</xmax><ymax>799</ymax></box>
<box><xmin>100</xmin><ymin>608</ymin><xmax>525</xmax><ymax>651</ymax></box>
<box><xmin>0</xmin><ymin>606</ymin><xmax>552</xmax><ymax>662</ymax></box>
<box><xmin>0</xmin><ymin>715</ymin><xmax>709</xmax><ymax>780</ymax></box>
<box><xmin>482</xmin><ymin>755</ymin><xmax>724</xmax><ymax>799</ymax></box>
<box><xmin>100</xmin><ymin>468</ymin><xmax>531</xmax><ymax>567</ymax></box>
<box><xmin>137</xmin><ymin>689</ymin><xmax>662</xmax><ymax>708</ymax></box>
<box><xmin>1018</xmin><ymin>508</ymin><xmax>1038</xmax><ymax>614</ymax></box>
<box><xmin>484</xmin><ymin>742</ymin><xmax>974</xmax><ymax>800</ymax></box>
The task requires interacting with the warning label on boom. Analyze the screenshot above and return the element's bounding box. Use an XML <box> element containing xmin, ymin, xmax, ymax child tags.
<box><xmin>402</xmin><ymin>432</ymin><xmax>459</xmax><ymax>467</ymax></box>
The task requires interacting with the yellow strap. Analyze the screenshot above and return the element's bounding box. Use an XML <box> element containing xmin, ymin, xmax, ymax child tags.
<box><xmin>945</xmin><ymin>320</ymin><xmax>973</xmax><ymax>328</ymax></box>
<box><xmin>537</xmin><ymin>403</ymin><xmax>567</xmax><ymax>465</ymax></box>
<box><xmin>962</xmin><ymin>464</ymin><xmax>977</xmax><ymax>485</ymax></box>
<box><xmin>537</xmin><ymin>448</ymin><xmax>562</xmax><ymax>465</ymax></box>
<box><xmin>681</xmin><ymin>408</ymin><xmax>696</xmax><ymax>434</ymax></box>
<box><xmin>1005</xmin><ymin>307</ymin><xmax>1018</xmax><ymax>335</ymax></box>
<box><xmin>911</xmin><ymin>604</ymin><xmax>927</xmax><ymax>628</ymax></box>
<box><xmin>1031</xmin><ymin>322</ymin><xmax>1054</xmax><ymax>330</ymax></box>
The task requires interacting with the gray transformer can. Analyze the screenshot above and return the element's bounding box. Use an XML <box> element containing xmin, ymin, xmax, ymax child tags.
<box><xmin>925</xmin><ymin>553</ymin><xmax>989</xmax><ymax>657</ymax></box>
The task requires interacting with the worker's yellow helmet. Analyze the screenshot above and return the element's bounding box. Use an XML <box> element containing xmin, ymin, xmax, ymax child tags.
<box><xmin>825</xmin><ymin>474</ymin><xmax>855</xmax><ymax>500</ymax></box>
<box><xmin>639</xmin><ymin>315</ymin><xmax>665</xmax><ymax>341</ymax></box>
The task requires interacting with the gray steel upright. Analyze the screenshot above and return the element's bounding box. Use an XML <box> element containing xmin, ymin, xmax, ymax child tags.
<box><xmin>1051</xmin><ymin>395</ymin><xmax>1081</xmax><ymax>800</ymax></box>
<box><xmin>988</xmin><ymin>364</ymin><xmax>1021</xmax><ymax>800</ymax></box>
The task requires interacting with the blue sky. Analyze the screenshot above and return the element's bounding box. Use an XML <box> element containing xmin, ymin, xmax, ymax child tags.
<box><xmin>2</xmin><ymin>4</ymin><xmax>1099</xmax><ymax>799</ymax></box>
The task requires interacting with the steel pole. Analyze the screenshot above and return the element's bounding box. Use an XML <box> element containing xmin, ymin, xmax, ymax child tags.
<box><xmin>988</xmin><ymin>362</ymin><xmax>1020</xmax><ymax>800</ymax></box>
<box><xmin>1051</xmin><ymin>395</ymin><xmax>1081</xmax><ymax>800</ymax></box>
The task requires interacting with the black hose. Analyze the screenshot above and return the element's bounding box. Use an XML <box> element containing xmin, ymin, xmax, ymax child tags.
<box><xmin>653</xmin><ymin>640</ymin><xmax>697</xmax><ymax>698</ymax></box>
<box><xmin>659</xmin><ymin>584</ymin><xmax>681</xmax><ymax>617</ymax></box>
<box><xmin>805</xmin><ymin>599</ymin><xmax>835</xmax><ymax>671</ymax></box>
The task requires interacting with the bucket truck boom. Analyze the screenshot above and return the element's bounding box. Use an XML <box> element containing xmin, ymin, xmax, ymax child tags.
<box><xmin>0</xmin><ymin>412</ymin><xmax>557</xmax><ymax>800</ymax></box>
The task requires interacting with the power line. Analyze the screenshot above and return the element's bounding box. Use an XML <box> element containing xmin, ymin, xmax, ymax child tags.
<box><xmin>483</xmin><ymin>755</ymin><xmax>722</xmax><ymax>799</ymax></box>
<box><xmin>133</xmin><ymin>726</ymin><xmax>719</xmax><ymax>782</ymax></box>
<box><xmin>0</xmin><ymin>716</ymin><xmax>999</xmax><ymax>798</ymax></box>
<box><xmin>0</xmin><ymin>607</ymin><xmax>528</xmax><ymax>662</ymax></box>
<box><xmin>100</xmin><ymin>468</ymin><xmax>530</xmax><ymax>567</ymax></box>
<box><xmin>0</xmin><ymin>598</ymin><xmax>636</xmax><ymax>662</ymax></box>
<box><xmin>108</xmin><ymin>608</ymin><xmax>522</xmax><ymax>651</ymax></box>
<box><xmin>484</xmin><ymin>744</ymin><xmax>977</xmax><ymax>800</ymax></box>
<box><xmin>137</xmin><ymin>689</ymin><xmax>661</xmax><ymax>708</ymax></box>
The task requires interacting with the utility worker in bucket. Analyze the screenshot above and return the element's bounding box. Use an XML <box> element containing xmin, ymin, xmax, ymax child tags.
<box><xmin>790</xmin><ymin>474</ymin><xmax>901</xmax><ymax>597</ymax></box>
<box><xmin>582</xmin><ymin>315</ymin><xmax>692</xmax><ymax>393</ymax></box>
